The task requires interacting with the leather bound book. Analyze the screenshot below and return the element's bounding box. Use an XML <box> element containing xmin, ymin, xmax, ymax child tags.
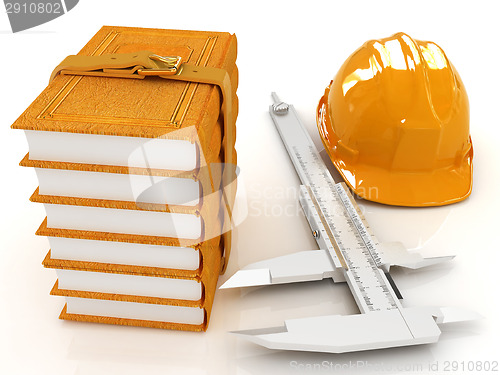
<box><xmin>12</xmin><ymin>26</ymin><xmax>238</xmax><ymax>147</ymax></box>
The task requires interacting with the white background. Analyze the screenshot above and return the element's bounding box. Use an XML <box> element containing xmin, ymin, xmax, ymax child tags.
<box><xmin>1</xmin><ymin>1</ymin><xmax>499</xmax><ymax>374</ymax></box>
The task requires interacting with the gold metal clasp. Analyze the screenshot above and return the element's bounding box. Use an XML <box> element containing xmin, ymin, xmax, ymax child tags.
<box><xmin>137</xmin><ymin>55</ymin><xmax>182</xmax><ymax>76</ymax></box>
<box><xmin>50</xmin><ymin>52</ymin><xmax>184</xmax><ymax>82</ymax></box>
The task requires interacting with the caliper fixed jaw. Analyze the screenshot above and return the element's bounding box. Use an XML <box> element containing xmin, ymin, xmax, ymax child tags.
<box><xmin>230</xmin><ymin>306</ymin><xmax>482</xmax><ymax>354</ymax></box>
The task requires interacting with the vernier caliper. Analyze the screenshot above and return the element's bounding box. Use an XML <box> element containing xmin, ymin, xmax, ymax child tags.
<box><xmin>220</xmin><ymin>93</ymin><xmax>480</xmax><ymax>353</ymax></box>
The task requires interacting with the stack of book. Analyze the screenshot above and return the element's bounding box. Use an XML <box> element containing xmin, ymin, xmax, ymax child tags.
<box><xmin>11</xmin><ymin>26</ymin><xmax>238</xmax><ymax>331</ymax></box>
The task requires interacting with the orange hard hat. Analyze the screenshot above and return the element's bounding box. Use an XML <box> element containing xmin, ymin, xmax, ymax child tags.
<box><xmin>317</xmin><ymin>32</ymin><xmax>473</xmax><ymax>207</ymax></box>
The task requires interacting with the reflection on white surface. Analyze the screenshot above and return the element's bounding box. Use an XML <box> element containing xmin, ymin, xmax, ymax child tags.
<box><xmin>317</xmin><ymin>148</ymin><xmax>453</xmax><ymax>253</ymax></box>
<box><xmin>359</xmin><ymin>199</ymin><xmax>451</xmax><ymax>252</ymax></box>
<box><xmin>234</xmin><ymin>281</ymin><xmax>358</xmax><ymax>329</ymax></box>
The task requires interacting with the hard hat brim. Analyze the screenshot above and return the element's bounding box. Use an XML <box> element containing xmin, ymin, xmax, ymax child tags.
<box><xmin>329</xmin><ymin>152</ymin><xmax>472</xmax><ymax>207</ymax></box>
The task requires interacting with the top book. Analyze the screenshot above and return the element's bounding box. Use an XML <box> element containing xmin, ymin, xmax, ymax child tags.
<box><xmin>12</xmin><ymin>26</ymin><xmax>238</xmax><ymax>169</ymax></box>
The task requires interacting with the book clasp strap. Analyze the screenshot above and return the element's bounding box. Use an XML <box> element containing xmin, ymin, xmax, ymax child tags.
<box><xmin>50</xmin><ymin>51</ymin><xmax>183</xmax><ymax>81</ymax></box>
